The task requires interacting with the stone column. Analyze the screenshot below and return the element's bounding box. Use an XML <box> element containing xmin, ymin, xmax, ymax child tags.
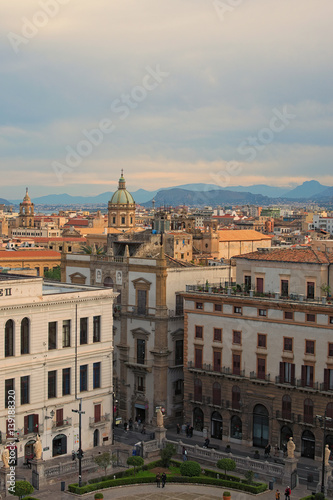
<box><xmin>0</xmin><ymin>466</ymin><xmax>10</xmax><ymax>493</ymax></box>
<box><xmin>30</xmin><ymin>458</ymin><xmax>47</xmax><ymax>489</ymax></box>
<box><xmin>318</xmin><ymin>464</ymin><xmax>331</xmax><ymax>495</ymax></box>
<box><xmin>282</xmin><ymin>457</ymin><xmax>298</xmax><ymax>488</ymax></box>
<box><xmin>155</xmin><ymin>426</ymin><xmax>167</xmax><ymax>446</ymax></box>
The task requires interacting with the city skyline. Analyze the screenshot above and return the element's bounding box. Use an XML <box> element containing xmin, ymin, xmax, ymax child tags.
<box><xmin>1</xmin><ymin>0</ymin><xmax>333</xmax><ymax>197</ymax></box>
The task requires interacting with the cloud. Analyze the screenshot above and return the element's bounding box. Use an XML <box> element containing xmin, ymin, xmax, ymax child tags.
<box><xmin>1</xmin><ymin>0</ymin><xmax>333</xmax><ymax>195</ymax></box>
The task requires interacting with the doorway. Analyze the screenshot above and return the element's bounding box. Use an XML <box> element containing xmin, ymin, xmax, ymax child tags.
<box><xmin>253</xmin><ymin>404</ymin><xmax>269</xmax><ymax>448</ymax></box>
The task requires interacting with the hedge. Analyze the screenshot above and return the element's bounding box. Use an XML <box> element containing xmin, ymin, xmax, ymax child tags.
<box><xmin>69</xmin><ymin>475</ymin><xmax>267</xmax><ymax>495</ymax></box>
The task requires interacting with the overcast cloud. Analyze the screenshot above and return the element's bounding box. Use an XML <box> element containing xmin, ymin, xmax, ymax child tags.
<box><xmin>1</xmin><ymin>0</ymin><xmax>333</xmax><ymax>197</ymax></box>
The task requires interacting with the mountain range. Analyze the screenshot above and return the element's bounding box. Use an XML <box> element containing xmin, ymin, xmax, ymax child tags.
<box><xmin>6</xmin><ymin>180</ymin><xmax>333</xmax><ymax>207</ymax></box>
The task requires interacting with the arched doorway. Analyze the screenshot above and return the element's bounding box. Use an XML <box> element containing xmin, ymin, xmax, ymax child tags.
<box><xmin>253</xmin><ymin>404</ymin><xmax>269</xmax><ymax>448</ymax></box>
<box><xmin>193</xmin><ymin>407</ymin><xmax>204</xmax><ymax>432</ymax></box>
<box><xmin>93</xmin><ymin>429</ymin><xmax>99</xmax><ymax>447</ymax></box>
<box><xmin>104</xmin><ymin>277</ymin><xmax>113</xmax><ymax>287</ymax></box>
<box><xmin>53</xmin><ymin>434</ymin><xmax>67</xmax><ymax>457</ymax></box>
<box><xmin>230</xmin><ymin>416</ymin><xmax>242</xmax><ymax>440</ymax></box>
<box><xmin>301</xmin><ymin>430</ymin><xmax>315</xmax><ymax>459</ymax></box>
<box><xmin>280</xmin><ymin>426</ymin><xmax>293</xmax><ymax>453</ymax></box>
<box><xmin>211</xmin><ymin>411</ymin><xmax>223</xmax><ymax>440</ymax></box>
<box><xmin>25</xmin><ymin>439</ymin><xmax>35</xmax><ymax>461</ymax></box>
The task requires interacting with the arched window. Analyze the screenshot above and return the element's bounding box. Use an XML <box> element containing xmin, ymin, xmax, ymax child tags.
<box><xmin>282</xmin><ymin>395</ymin><xmax>292</xmax><ymax>420</ymax></box>
<box><xmin>194</xmin><ymin>379</ymin><xmax>202</xmax><ymax>402</ymax></box>
<box><xmin>21</xmin><ymin>318</ymin><xmax>30</xmax><ymax>355</ymax></box>
<box><xmin>212</xmin><ymin>382</ymin><xmax>221</xmax><ymax>406</ymax></box>
<box><xmin>232</xmin><ymin>386</ymin><xmax>241</xmax><ymax>410</ymax></box>
<box><xmin>231</xmin><ymin>416</ymin><xmax>242</xmax><ymax>439</ymax></box>
<box><xmin>103</xmin><ymin>277</ymin><xmax>113</xmax><ymax>288</ymax></box>
<box><xmin>5</xmin><ymin>320</ymin><xmax>14</xmax><ymax>357</ymax></box>
<box><xmin>304</xmin><ymin>398</ymin><xmax>314</xmax><ymax>424</ymax></box>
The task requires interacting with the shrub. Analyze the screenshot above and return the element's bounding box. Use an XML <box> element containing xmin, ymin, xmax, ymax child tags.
<box><xmin>180</xmin><ymin>461</ymin><xmax>201</xmax><ymax>477</ymax></box>
<box><xmin>245</xmin><ymin>470</ymin><xmax>255</xmax><ymax>484</ymax></box>
<box><xmin>8</xmin><ymin>480</ymin><xmax>34</xmax><ymax>499</ymax></box>
<box><xmin>126</xmin><ymin>456</ymin><xmax>144</xmax><ymax>472</ymax></box>
<box><xmin>223</xmin><ymin>493</ymin><xmax>231</xmax><ymax>497</ymax></box>
<box><xmin>94</xmin><ymin>452</ymin><xmax>111</xmax><ymax>476</ymax></box>
<box><xmin>217</xmin><ymin>458</ymin><xmax>236</xmax><ymax>477</ymax></box>
<box><xmin>160</xmin><ymin>443</ymin><xmax>176</xmax><ymax>467</ymax></box>
<box><xmin>94</xmin><ymin>494</ymin><xmax>104</xmax><ymax>499</ymax></box>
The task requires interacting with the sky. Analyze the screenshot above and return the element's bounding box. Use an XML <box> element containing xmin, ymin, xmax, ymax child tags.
<box><xmin>1</xmin><ymin>0</ymin><xmax>333</xmax><ymax>198</ymax></box>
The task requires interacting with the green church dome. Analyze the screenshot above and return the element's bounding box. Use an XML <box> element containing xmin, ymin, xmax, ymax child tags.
<box><xmin>110</xmin><ymin>172</ymin><xmax>135</xmax><ymax>205</ymax></box>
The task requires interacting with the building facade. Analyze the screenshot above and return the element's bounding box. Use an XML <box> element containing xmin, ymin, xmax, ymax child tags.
<box><xmin>182</xmin><ymin>249</ymin><xmax>333</xmax><ymax>461</ymax></box>
<box><xmin>0</xmin><ymin>274</ymin><xmax>116</xmax><ymax>464</ymax></box>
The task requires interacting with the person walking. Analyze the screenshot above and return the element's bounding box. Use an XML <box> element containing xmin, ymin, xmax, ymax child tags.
<box><xmin>156</xmin><ymin>473</ymin><xmax>161</xmax><ymax>488</ymax></box>
<box><xmin>161</xmin><ymin>472</ymin><xmax>166</xmax><ymax>488</ymax></box>
<box><xmin>284</xmin><ymin>486</ymin><xmax>291</xmax><ymax>499</ymax></box>
<box><xmin>275</xmin><ymin>489</ymin><xmax>280</xmax><ymax>499</ymax></box>
<box><xmin>182</xmin><ymin>446</ymin><xmax>187</xmax><ymax>461</ymax></box>
<box><xmin>176</xmin><ymin>423</ymin><xmax>180</xmax><ymax>434</ymax></box>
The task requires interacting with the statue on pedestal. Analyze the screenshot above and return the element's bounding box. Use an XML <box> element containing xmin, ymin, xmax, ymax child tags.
<box><xmin>287</xmin><ymin>437</ymin><xmax>295</xmax><ymax>458</ymax></box>
<box><xmin>325</xmin><ymin>444</ymin><xmax>331</xmax><ymax>466</ymax></box>
<box><xmin>157</xmin><ymin>409</ymin><xmax>164</xmax><ymax>428</ymax></box>
<box><xmin>1</xmin><ymin>448</ymin><xmax>9</xmax><ymax>468</ymax></box>
<box><xmin>33</xmin><ymin>435</ymin><xmax>42</xmax><ymax>460</ymax></box>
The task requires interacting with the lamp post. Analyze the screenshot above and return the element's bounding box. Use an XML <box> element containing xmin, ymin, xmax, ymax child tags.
<box><xmin>316</xmin><ymin>410</ymin><xmax>333</xmax><ymax>494</ymax></box>
<box><xmin>72</xmin><ymin>400</ymin><xmax>85</xmax><ymax>488</ymax></box>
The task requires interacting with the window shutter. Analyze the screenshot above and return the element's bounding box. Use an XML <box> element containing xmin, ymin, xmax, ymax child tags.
<box><xmin>291</xmin><ymin>364</ymin><xmax>295</xmax><ymax>385</ymax></box>
<box><xmin>310</xmin><ymin>366</ymin><xmax>314</xmax><ymax>387</ymax></box>
<box><xmin>279</xmin><ymin>362</ymin><xmax>284</xmax><ymax>383</ymax></box>
<box><xmin>301</xmin><ymin>365</ymin><xmax>306</xmax><ymax>387</ymax></box>
<box><xmin>24</xmin><ymin>416</ymin><xmax>29</xmax><ymax>435</ymax></box>
<box><xmin>33</xmin><ymin>414</ymin><xmax>39</xmax><ymax>433</ymax></box>
<box><xmin>56</xmin><ymin>409</ymin><xmax>63</xmax><ymax>426</ymax></box>
<box><xmin>324</xmin><ymin>369</ymin><xmax>329</xmax><ymax>391</ymax></box>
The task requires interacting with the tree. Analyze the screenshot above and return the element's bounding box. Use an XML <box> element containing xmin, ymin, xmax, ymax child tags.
<box><xmin>126</xmin><ymin>456</ymin><xmax>144</xmax><ymax>473</ymax></box>
<box><xmin>160</xmin><ymin>443</ymin><xmax>176</xmax><ymax>467</ymax></box>
<box><xmin>44</xmin><ymin>265</ymin><xmax>61</xmax><ymax>281</ymax></box>
<box><xmin>8</xmin><ymin>480</ymin><xmax>34</xmax><ymax>499</ymax></box>
<box><xmin>245</xmin><ymin>469</ymin><xmax>255</xmax><ymax>484</ymax></box>
<box><xmin>217</xmin><ymin>458</ymin><xmax>236</xmax><ymax>478</ymax></box>
<box><xmin>94</xmin><ymin>452</ymin><xmax>111</xmax><ymax>476</ymax></box>
<box><xmin>80</xmin><ymin>245</ymin><xmax>105</xmax><ymax>255</ymax></box>
<box><xmin>180</xmin><ymin>461</ymin><xmax>201</xmax><ymax>477</ymax></box>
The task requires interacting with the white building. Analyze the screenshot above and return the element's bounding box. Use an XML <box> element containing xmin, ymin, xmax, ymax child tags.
<box><xmin>0</xmin><ymin>274</ymin><xmax>116</xmax><ymax>464</ymax></box>
<box><xmin>312</xmin><ymin>215</ymin><xmax>333</xmax><ymax>234</ymax></box>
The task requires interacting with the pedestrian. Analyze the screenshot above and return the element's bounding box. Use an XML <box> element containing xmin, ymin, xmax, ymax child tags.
<box><xmin>264</xmin><ymin>443</ymin><xmax>271</xmax><ymax>458</ymax></box>
<box><xmin>124</xmin><ymin>422</ymin><xmax>128</xmax><ymax>432</ymax></box>
<box><xmin>275</xmin><ymin>490</ymin><xmax>280</xmax><ymax>499</ymax></box>
<box><xmin>186</xmin><ymin>424</ymin><xmax>189</xmax><ymax>437</ymax></box>
<box><xmin>134</xmin><ymin>418</ymin><xmax>138</xmax><ymax>431</ymax></box>
<box><xmin>161</xmin><ymin>472</ymin><xmax>166</xmax><ymax>488</ymax></box>
<box><xmin>284</xmin><ymin>486</ymin><xmax>291</xmax><ymax>499</ymax></box>
<box><xmin>183</xmin><ymin>447</ymin><xmax>187</xmax><ymax>461</ymax></box>
<box><xmin>141</xmin><ymin>425</ymin><xmax>146</xmax><ymax>434</ymax></box>
<box><xmin>189</xmin><ymin>426</ymin><xmax>193</xmax><ymax>437</ymax></box>
<box><xmin>129</xmin><ymin>418</ymin><xmax>133</xmax><ymax>430</ymax></box>
<box><xmin>176</xmin><ymin>423</ymin><xmax>180</xmax><ymax>434</ymax></box>
<box><xmin>156</xmin><ymin>473</ymin><xmax>161</xmax><ymax>488</ymax></box>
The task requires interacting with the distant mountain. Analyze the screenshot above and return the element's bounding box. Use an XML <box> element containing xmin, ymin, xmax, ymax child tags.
<box><xmin>284</xmin><ymin>180</ymin><xmax>329</xmax><ymax>199</ymax></box>
<box><xmin>0</xmin><ymin>198</ymin><xmax>10</xmax><ymax>205</ymax></box>
<box><xmin>313</xmin><ymin>186</ymin><xmax>333</xmax><ymax>201</ymax></box>
<box><xmin>142</xmin><ymin>188</ymin><xmax>270</xmax><ymax>207</ymax></box>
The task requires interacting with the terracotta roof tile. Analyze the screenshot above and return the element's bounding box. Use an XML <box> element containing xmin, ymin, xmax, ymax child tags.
<box><xmin>234</xmin><ymin>247</ymin><xmax>333</xmax><ymax>264</ymax></box>
<box><xmin>218</xmin><ymin>230</ymin><xmax>272</xmax><ymax>242</ymax></box>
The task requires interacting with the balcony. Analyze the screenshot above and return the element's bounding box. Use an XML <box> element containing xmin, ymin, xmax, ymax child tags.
<box><xmin>52</xmin><ymin>418</ymin><xmax>72</xmax><ymax>430</ymax></box>
<box><xmin>16</xmin><ymin>423</ymin><xmax>45</xmax><ymax>439</ymax></box>
<box><xmin>276</xmin><ymin>410</ymin><xmax>295</xmax><ymax>422</ymax></box>
<box><xmin>89</xmin><ymin>414</ymin><xmax>110</xmax><ymax>428</ymax></box>
<box><xmin>185</xmin><ymin>283</ymin><xmax>331</xmax><ymax>306</ymax></box>
<box><xmin>187</xmin><ymin>361</ymin><xmax>245</xmax><ymax>378</ymax></box>
<box><xmin>250</xmin><ymin>371</ymin><xmax>270</xmax><ymax>383</ymax></box>
<box><xmin>296</xmin><ymin>380</ymin><xmax>319</xmax><ymax>391</ymax></box>
<box><xmin>320</xmin><ymin>383</ymin><xmax>333</xmax><ymax>392</ymax></box>
<box><xmin>125</xmin><ymin>357</ymin><xmax>153</xmax><ymax>372</ymax></box>
<box><xmin>275</xmin><ymin>376</ymin><xmax>296</xmax><ymax>387</ymax></box>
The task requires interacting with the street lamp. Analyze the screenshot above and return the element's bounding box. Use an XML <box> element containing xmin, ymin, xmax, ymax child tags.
<box><xmin>72</xmin><ymin>400</ymin><xmax>85</xmax><ymax>488</ymax></box>
<box><xmin>44</xmin><ymin>410</ymin><xmax>55</xmax><ymax>420</ymax></box>
<box><xmin>316</xmin><ymin>410</ymin><xmax>333</xmax><ymax>494</ymax></box>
